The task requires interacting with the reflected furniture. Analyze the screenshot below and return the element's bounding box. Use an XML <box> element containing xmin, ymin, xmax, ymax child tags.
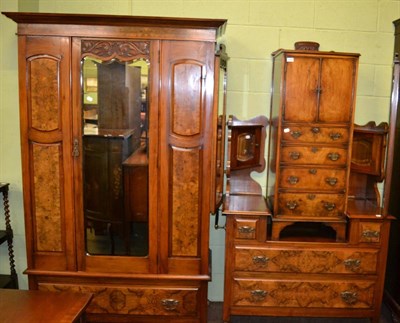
<box><xmin>0</xmin><ymin>289</ymin><xmax>93</xmax><ymax>323</ymax></box>
<box><xmin>222</xmin><ymin>47</ymin><xmax>392</xmax><ymax>323</ymax></box>
<box><xmin>0</xmin><ymin>183</ymin><xmax>18</xmax><ymax>289</ymax></box>
<box><xmin>3</xmin><ymin>12</ymin><xmax>227</xmax><ymax>323</ymax></box>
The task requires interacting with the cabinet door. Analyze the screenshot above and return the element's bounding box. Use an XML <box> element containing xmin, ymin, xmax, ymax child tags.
<box><xmin>283</xmin><ymin>56</ymin><xmax>319</xmax><ymax>122</ymax></box>
<box><xmin>159</xmin><ymin>40</ymin><xmax>215</xmax><ymax>275</ymax></box>
<box><xmin>319</xmin><ymin>57</ymin><xmax>357</xmax><ymax>123</ymax></box>
<box><xmin>283</xmin><ymin>55</ymin><xmax>357</xmax><ymax>124</ymax></box>
<box><xmin>72</xmin><ymin>38</ymin><xmax>158</xmax><ymax>274</ymax></box>
<box><xmin>19</xmin><ymin>36</ymin><xmax>76</xmax><ymax>271</ymax></box>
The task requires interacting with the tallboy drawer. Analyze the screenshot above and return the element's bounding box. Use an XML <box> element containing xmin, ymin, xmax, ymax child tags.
<box><xmin>279</xmin><ymin>167</ymin><xmax>346</xmax><ymax>190</ymax></box>
<box><xmin>234</xmin><ymin>246</ymin><xmax>379</xmax><ymax>274</ymax></box>
<box><xmin>232</xmin><ymin>278</ymin><xmax>375</xmax><ymax>309</ymax></box>
<box><xmin>38</xmin><ymin>283</ymin><xmax>199</xmax><ymax>316</ymax></box>
<box><xmin>282</xmin><ymin>125</ymin><xmax>350</xmax><ymax>144</ymax></box>
<box><xmin>280</xmin><ymin>146</ymin><xmax>348</xmax><ymax>166</ymax></box>
<box><xmin>277</xmin><ymin>192</ymin><xmax>345</xmax><ymax>217</ymax></box>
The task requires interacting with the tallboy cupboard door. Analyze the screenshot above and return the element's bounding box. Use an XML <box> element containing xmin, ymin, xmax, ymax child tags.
<box><xmin>283</xmin><ymin>55</ymin><xmax>357</xmax><ymax>123</ymax></box>
<box><xmin>18</xmin><ymin>36</ymin><xmax>76</xmax><ymax>271</ymax></box>
<box><xmin>159</xmin><ymin>40</ymin><xmax>215</xmax><ymax>275</ymax></box>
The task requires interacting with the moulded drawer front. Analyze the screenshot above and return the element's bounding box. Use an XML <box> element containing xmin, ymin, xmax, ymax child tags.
<box><xmin>279</xmin><ymin>167</ymin><xmax>346</xmax><ymax>190</ymax></box>
<box><xmin>234</xmin><ymin>247</ymin><xmax>379</xmax><ymax>274</ymax></box>
<box><xmin>232</xmin><ymin>278</ymin><xmax>375</xmax><ymax>309</ymax></box>
<box><xmin>281</xmin><ymin>126</ymin><xmax>349</xmax><ymax>144</ymax></box>
<box><xmin>280</xmin><ymin>146</ymin><xmax>348</xmax><ymax>166</ymax></box>
<box><xmin>359</xmin><ymin>222</ymin><xmax>382</xmax><ymax>243</ymax></box>
<box><xmin>38</xmin><ymin>283</ymin><xmax>199</xmax><ymax>316</ymax></box>
<box><xmin>234</xmin><ymin>218</ymin><xmax>259</xmax><ymax>240</ymax></box>
<box><xmin>277</xmin><ymin>192</ymin><xmax>345</xmax><ymax>217</ymax></box>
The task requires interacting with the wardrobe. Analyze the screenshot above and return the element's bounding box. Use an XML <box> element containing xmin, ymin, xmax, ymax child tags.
<box><xmin>3</xmin><ymin>12</ymin><xmax>227</xmax><ymax>323</ymax></box>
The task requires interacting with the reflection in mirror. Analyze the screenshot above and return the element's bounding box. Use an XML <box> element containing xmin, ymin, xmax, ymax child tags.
<box><xmin>82</xmin><ymin>57</ymin><xmax>149</xmax><ymax>256</ymax></box>
<box><xmin>237</xmin><ymin>133</ymin><xmax>255</xmax><ymax>162</ymax></box>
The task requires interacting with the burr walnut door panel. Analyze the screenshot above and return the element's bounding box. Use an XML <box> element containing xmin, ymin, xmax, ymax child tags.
<box><xmin>159</xmin><ymin>40</ymin><xmax>215</xmax><ymax>275</ymax></box>
<box><xmin>18</xmin><ymin>36</ymin><xmax>76</xmax><ymax>271</ymax></box>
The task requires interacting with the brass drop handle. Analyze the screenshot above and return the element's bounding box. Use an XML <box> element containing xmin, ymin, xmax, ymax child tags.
<box><xmin>286</xmin><ymin>201</ymin><xmax>298</xmax><ymax>210</ymax></box>
<box><xmin>324</xmin><ymin>202</ymin><xmax>336</xmax><ymax>211</ymax></box>
<box><xmin>289</xmin><ymin>151</ymin><xmax>300</xmax><ymax>160</ymax></box>
<box><xmin>252</xmin><ymin>255</ymin><xmax>269</xmax><ymax>266</ymax></box>
<box><xmin>287</xmin><ymin>176</ymin><xmax>299</xmax><ymax>185</ymax></box>
<box><xmin>328</xmin><ymin>152</ymin><xmax>340</xmax><ymax>161</ymax></box>
<box><xmin>250</xmin><ymin>290</ymin><xmax>268</xmax><ymax>302</ymax></box>
<box><xmin>290</xmin><ymin>130</ymin><xmax>302</xmax><ymax>139</ymax></box>
<box><xmin>161</xmin><ymin>299</ymin><xmax>179</xmax><ymax>311</ymax></box>
<box><xmin>238</xmin><ymin>226</ymin><xmax>256</xmax><ymax>234</ymax></box>
<box><xmin>361</xmin><ymin>230</ymin><xmax>379</xmax><ymax>238</ymax></box>
<box><xmin>325</xmin><ymin>177</ymin><xmax>338</xmax><ymax>186</ymax></box>
<box><xmin>329</xmin><ymin>132</ymin><xmax>342</xmax><ymax>141</ymax></box>
<box><xmin>340</xmin><ymin>291</ymin><xmax>358</xmax><ymax>305</ymax></box>
<box><xmin>344</xmin><ymin>258</ymin><xmax>361</xmax><ymax>270</ymax></box>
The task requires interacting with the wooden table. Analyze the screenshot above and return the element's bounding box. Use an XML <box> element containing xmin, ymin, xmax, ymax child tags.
<box><xmin>0</xmin><ymin>289</ymin><xmax>93</xmax><ymax>323</ymax></box>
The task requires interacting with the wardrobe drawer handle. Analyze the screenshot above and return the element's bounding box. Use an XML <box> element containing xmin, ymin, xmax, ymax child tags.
<box><xmin>161</xmin><ymin>299</ymin><xmax>179</xmax><ymax>311</ymax></box>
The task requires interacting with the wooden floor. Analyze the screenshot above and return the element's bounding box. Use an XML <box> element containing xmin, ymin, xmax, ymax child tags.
<box><xmin>208</xmin><ymin>302</ymin><xmax>396</xmax><ymax>323</ymax></box>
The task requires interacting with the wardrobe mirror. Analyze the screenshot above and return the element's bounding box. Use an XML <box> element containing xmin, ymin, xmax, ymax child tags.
<box><xmin>81</xmin><ymin>56</ymin><xmax>149</xmax><ymax>257</ymax></box>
